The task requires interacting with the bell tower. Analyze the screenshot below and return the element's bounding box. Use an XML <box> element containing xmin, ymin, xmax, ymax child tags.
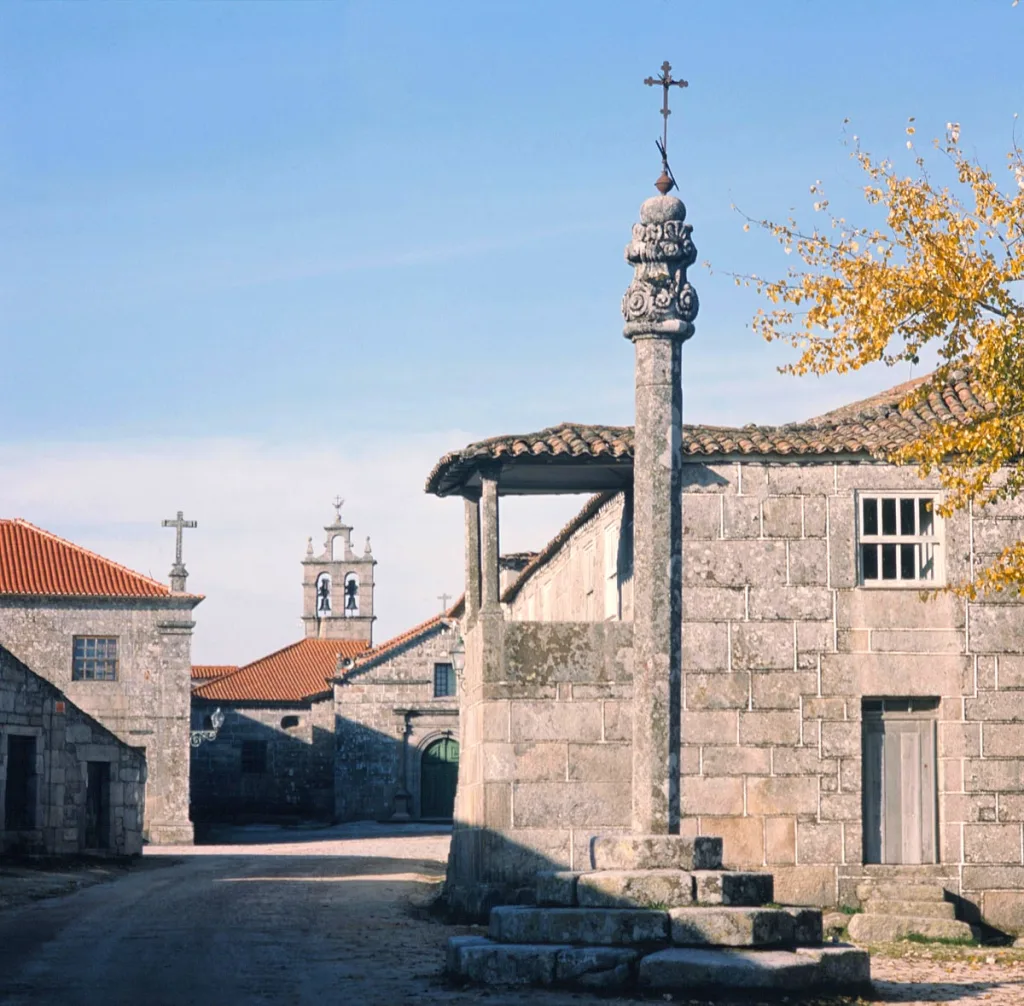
<box><xmin>301</xmin><ymin>497</ymin><xmax>376</xmax><ymax>642</ymax></box>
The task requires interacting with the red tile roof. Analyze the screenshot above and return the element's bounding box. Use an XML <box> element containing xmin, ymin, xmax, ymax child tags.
<box><xmin>425</xmin><ymin>369</ymin><xmax>992</xmax><ymax>496</ymax></box>
<box><xmin>0</xmin><ymin>519</ymin><xmax>197</xmax><ymax>600</ymax></box>
<box><xmin>341</xmin><ymin>597</ymin><xmax>465</xmax><ymax>677</ymax></box>
<box><xmin>191</xmin><ymin>664</ymin><xmax>237</xmax><ymax>682</ymax></box>
<box><xmin>193</xmin><ymin>637</ymin><xmax>370</xmax><ymax>704</ymax></box>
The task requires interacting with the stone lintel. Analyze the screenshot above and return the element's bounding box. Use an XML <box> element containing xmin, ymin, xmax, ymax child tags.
<box><xmin>156</xmin><ymin>620</ymin><xmax>196</xmax><ymax>635</ymax></box>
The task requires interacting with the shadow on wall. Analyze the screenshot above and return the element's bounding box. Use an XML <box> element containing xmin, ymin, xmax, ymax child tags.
<box><xmin>190</xmin><ymin>708</ymin><xmax>459</xmax><ymax>828</ymax></box>
<box><xmin>190</xmin><ymin>708</ymin><xmax>335</xmax><ymax>825</ymax></box>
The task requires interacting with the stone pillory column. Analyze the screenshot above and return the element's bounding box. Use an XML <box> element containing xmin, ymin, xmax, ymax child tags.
<box><xmin>622</xmin><ymin>188</ymin><xmax>698</xmax><ymax>834</ymax></box>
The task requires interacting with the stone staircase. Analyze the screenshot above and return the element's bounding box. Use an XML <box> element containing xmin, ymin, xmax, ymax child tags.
<box><xmin>847</xmin><ymin>866</ymin><xmax>975</xmax><ymax>944</ymax></box>
<box><xmin>447</xmin><ymin>836</ymin><xmax>871</xmax><ymax>994</ymax></box>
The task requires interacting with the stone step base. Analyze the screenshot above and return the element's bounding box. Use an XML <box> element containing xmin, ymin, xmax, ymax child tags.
<box><xmin>448</xmin><ymin>937</ymin><xmax>871</xmax><ymax>994</ymax></box>
<box><xmin>491</xmin><ymin>904</ymin><xmax>824</xmax><ymax>950</ymax></box>
<box><xmin>490</xmin><ymin>906</ymin><xmax>669</xmax><ymax>946</ymax></box>
<box><xmin>862</xmin><ymin>898</ymin><xmax>956</xmax><ymax>919</ymax></box>
<box><xmin>694</xmin><ymin>870</ymin><xmax>774</xmax><ymax>907</ymax></box>
<box><xmin>448</xmin><ymin>936</ymin><xmax>637</xmax><ymax>990</ymax></box>
<box><xmin>577</xmin><ymin>870</ymin><xmax>694</xmax><ymax>909</ymax></box>
<box><xmin>856</xmin><ymin>882</ymin><xmax>948</xmax><ymax>902</ymax></box>
<box><xmin>536</xmin><ymin>868</ymin><xmax>773</xmax><ymax>909</ymax></box>
<box><xmin>590</xmin><ymin>834</ymin><xmax>723</xmax><ymax>871</ymax></box>
<box><xmin>671</xmin><ymin>906</ymin><xmax>798</xmax><ymax>948</ymax></box>
<box><xmin>639</xmin><ymin>945</ymin><xmax>870</xmax><ymax>994</ymax></box>
<box><xmin>848</xmin><ymin>913</ymin><xmax>974</xmax><ymax>943</ymax></box>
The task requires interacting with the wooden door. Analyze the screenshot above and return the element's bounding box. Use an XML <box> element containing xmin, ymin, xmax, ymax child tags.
<box><xmin>4</xmin><ymin>735</ymin><xmax>36</xmax><ymax>830</ymax></box>
<box><xmin>85</xmin><ymin>762</ymin><xmax>110</xmax><ymax>849</ymax></box>
<box><xmin>420</xmin><ymin>737</ymin><xmax>459</xmax><ymax>819</ymax></box>
<box><xmin>863</xmin><ymin>703</ymin><xmax>937</xmax><ymax>864</ymax></box>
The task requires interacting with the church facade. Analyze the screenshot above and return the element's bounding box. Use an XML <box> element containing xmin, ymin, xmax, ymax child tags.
<box><xmin>191</xmin><ymin>504</ymin><xmax>464</xmax><ymax>825</ymax></box>
<box><xmin>334</xmin><ymin>600</ymin><xmax>464</xmax><ymax>823</ymax></box>
<box><xmin>0</xmin><ymin>519</ymin><xmax>200</xmax><ymax>845</ymax></box>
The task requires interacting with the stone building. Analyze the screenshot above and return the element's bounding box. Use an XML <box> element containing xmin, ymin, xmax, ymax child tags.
<box><xmin>0</xmin><ymin>519</ymin><xmax>200</xmax><ymax>844</ymax></box>
<box><xmin>426</xmin><ymin>172</ymin><xmax>1024</xmax><ymax>938</ymax></box>
<box><xmin>191</xmin><ymin>504</ymin><xmax>466</xmax><ymax>824</ymax></box>
<box><xmin>190</xmin><ymin>505</ymin><xmax>376</xmax><ymax>822</ymax></box>
<box><xmin>334</xmin><ymin>599</ymin><xmax>464</xmax><ymax>822</ymax></box>
<box><xmin>1</xmin><ymin>643</ymin><xmax>146</xmax><ymax>856</ymax></box>
<box><xmin>190</xmin><ymin>636</ymin><xmax>367</xmax><ymax>822</ymax></box>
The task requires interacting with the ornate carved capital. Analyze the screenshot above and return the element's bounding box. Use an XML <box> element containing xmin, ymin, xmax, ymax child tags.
<box><xmin>622</xmin><ymin>195</ymin><xmax>699</xmax><ymax>341</ymax></box>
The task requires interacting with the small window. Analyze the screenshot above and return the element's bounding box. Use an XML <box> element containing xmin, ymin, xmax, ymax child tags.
<box><xmin>858</xmin><ymin>494</ymin><xmax>943</xmax><ymax>586</ymax></box>
<box><xmin>281</xmin><ymin>715</ymin><xmax>300</xmax><ymax>730</ymax></box>
<box><xmin>72</xmin><ymin>637</ymin><xmax>118</xmax><ymax>681</ymax></box>
<box><xmin>433</xmin><ymin>663</ymin><xmax>456</xmax><ymax>698</ymax></box>
<box><xmin>241</xmin><ymin>740</ymin><xmax>268</xmax><ymax>774</ymax></box>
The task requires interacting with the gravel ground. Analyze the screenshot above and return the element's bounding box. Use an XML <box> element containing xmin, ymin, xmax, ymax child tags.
<box><xmin>2</xmin><ymin>822</ymin><xmax>1024</xmax><ymax>1005</ymax></box>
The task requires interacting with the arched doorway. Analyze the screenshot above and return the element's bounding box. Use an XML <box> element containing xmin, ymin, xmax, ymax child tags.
<box><xmin>420</xmin><ymin>736</ymin><xmax>459</xmax><ymax>819</ymax></box>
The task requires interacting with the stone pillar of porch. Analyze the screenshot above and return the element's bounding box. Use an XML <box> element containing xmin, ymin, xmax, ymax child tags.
<box><xmin>464</xmin><ymin>497</ymin><xmax>481</xmax><ymax>623</ymax></box>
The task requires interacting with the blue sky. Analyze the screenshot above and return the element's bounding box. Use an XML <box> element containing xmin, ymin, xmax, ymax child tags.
<box><xmin>1</xmin><ymin>1</ymin><xmax>1021</xmax><ymax>662</ymax></box>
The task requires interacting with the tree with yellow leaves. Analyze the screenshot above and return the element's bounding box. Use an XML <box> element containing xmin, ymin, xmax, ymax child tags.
<box><xmin>739</xmin><ymin>120</ymin><xmax>1024</xmax><ymax>596</ymax></box>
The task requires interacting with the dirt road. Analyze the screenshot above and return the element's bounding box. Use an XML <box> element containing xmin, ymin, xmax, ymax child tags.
<box><xmin>3</xmin><ymin>822</ymin><xmax>1024</xmax><ymax>1005</ymax></box>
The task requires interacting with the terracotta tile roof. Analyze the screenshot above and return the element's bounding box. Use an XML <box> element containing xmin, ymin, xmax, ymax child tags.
<box><xmin>426</xmin><ymin>424</ymin><xmax>633</xmax><ymax>496</ymax></box>
<box><xmin>501</xmin><ymin>493</ymin><xmax>618</xmax><ymax>604</ymax></box>
<box><xmin>341</xmin><ymin>596</ymin><xmax>465</xmax><ymax>677</ymax></box>
<box><xmin>191</xmin><ymin>664</ymin><xmax>237</xmax><ymax>682</ymax></box>
<box><xmin>425</xmin><ymin>370</ymin><xmax>993</xmax><ymax>496</ymax></box>
<box><xmin>0</xmin><ymin>519</ymin><xmax>197</xmax><ymax>600</ymax></box>
<box><xmin>193</xmin><ymin>638</ymin><xmax>370</xmax><ymax>704</ymax></box>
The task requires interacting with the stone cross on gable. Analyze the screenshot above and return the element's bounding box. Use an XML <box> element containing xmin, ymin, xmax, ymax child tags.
<box><xmin>438</xmin><ymin>592</ymin><xmax>453</xmax><ymax>614</ymax></box>
<box><xmin>161</xmin><ymin>510</ymin><xmax>197</xmax><ymax>592</ymax></box>
<box><xmin>333</xmin><ymin>496</ymin><xmax>345</xmax><ymax>523</ymax></box>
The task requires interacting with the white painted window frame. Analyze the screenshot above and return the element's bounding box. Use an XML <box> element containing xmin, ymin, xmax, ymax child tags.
<box><xmin>855</xmin><ymin>490</ymin><xmax>945</xmax><ymax>588</ymax></box>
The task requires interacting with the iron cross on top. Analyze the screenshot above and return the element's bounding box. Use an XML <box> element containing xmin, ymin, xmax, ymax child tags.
<box><xmin>644</xmin><ymin>61</ymin><xmax>688</xmax><ymax>193</ymax></box>
<box><xmin>161</xmin><ymin>510</ymin><xmax>197</xmax><ymax>566</ymax></box>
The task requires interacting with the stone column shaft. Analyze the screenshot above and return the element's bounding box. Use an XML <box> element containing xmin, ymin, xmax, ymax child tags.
<box><xmin>622</xmin><ymin>192</ymin><xmax>697</xmax><ymax>836</ymax></box>
<box><xmin>464</xmin><ymin>498</ymin><xmax>481</xmax><ymax>621</ymax></box>
<box><xmin>479</xmin><ymin>477</ymin><xmax>500</xmax><ymax>611</ymax></box>
<box><xmin>631</xmin><ymin>337</ymin><xmax>683</xmax><ymax>834</ymax></box>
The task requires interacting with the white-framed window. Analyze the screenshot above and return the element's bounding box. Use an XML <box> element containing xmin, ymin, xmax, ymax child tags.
<box><xmin>857</xmin><ymin>492</ymin><xmax>943</xmax><ymax>586</ymax></box>
<box><xmin>72</xmin><ymin>636</ymin><xmax>118</xmax><ymax>681</ymax></box>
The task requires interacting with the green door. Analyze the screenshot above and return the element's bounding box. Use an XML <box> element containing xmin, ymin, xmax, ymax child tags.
<box><xmin>420</xmin><ymin>737</ymin><xmax>459</xmax><ymax>819</ymax></box>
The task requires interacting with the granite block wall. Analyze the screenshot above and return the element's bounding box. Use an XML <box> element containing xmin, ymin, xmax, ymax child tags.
<box><xmin>190</xmin><ymin>699</ymin><xmax>335</xmax><ymax>821</ymax></box>
<box><xmin>447</xmin><ymin>616</ymin><xmax>634</xmax><ymax>916</ymax></box>
<box><xmin>0</xmin><ymin>597</ymin><xmax>196</xmax><ymax>844</ymax></box>
<box><xmin>0</xmin><ymin>644</ymin><xmax>146</xmax><ymax>856</ymax></box>
<box><xmin>501</xmin><ymin>460</ymin><xmax>1024</xmax><ymax>930</ymax></box>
